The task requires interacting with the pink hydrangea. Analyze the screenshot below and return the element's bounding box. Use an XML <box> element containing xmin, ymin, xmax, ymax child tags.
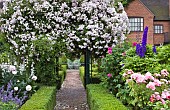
<box><xmin>108</xmin><ymin>47</ymin><xmax>112</xmax><ymax>54</ymax></box>
<box><xmin>146</xmin><ymin>82</ymin><xmax>156</xmax><ymax>90</ymax></box>
<box><xmin>145</xmin><ymin>72</ymin><xmax>154</xmax><ymax>80</ymax></box>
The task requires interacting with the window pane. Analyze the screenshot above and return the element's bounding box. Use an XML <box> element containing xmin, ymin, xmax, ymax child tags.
<box><xmin>129</xmin><ymin>17</ymin><xmax>143</xmax><ymax>32</ymax></box>
<box><xmin>154</xmin><ymin>25</ymin><xmax>163</xmax><ymax>33</ymax></box>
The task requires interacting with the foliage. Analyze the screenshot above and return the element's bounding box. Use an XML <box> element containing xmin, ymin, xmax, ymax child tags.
<box><xmin>121</xmin><ymin>44</ymin><xmax>170</xmax><ymax>74</ymax></box>
<box><xmin>32</xmin><ymin>38</ymin><xmax>58</xmax><ymax>86</ymax></box>
<box><xmin>99</xmin><ymin>42</ymin><xmax>131</xmax><ymax>95</ymax></box>
<box><xmin>87</xmin><ymin>84</ymin><xmax>128</xmax><ymax>110</ymax></box>
<box><xmin>61</xmin><ymin>54</ymin><xmax>67</xmax><ymax>64</ymax></box>
<box><xmin>0</xmin><ymin>101</ymin><xmax>18</xmax><ymax>110</ymax></box>
<box><xmin>20</xmin><ymin>86</ymin><xmax>56</xmax><ymax>110</ymax></box>
<box><xmin>115</xmin><ymin>0</ymin><xmax>135</xmax><ymax>7</ymax></box>
<box><xmin>80</xmin><ymin>55</ymin><xmax>84</xmax><ymax>63</ymax></box>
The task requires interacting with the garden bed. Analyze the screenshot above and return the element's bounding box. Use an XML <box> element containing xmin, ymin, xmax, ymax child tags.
<box><xmin>87</xmin><ymin>84</ymin><xmax>128</xmax><ymax>110</ymax></box>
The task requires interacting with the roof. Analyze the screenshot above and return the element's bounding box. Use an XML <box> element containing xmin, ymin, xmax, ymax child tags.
<box><xmin>140</xmin><ymin>0</ymin><xmax>170</xmax><ymax>20</ymax></box>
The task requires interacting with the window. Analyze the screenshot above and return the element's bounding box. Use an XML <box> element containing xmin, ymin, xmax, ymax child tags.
<box><xmin>129</xmin><ymin>17</ymin><xmax>144</xmax><ymax>31</ymax></box>
<box><xmin>154</xmin><ymin>25</ymin><xmax>163</xmax><ymax>33</ymax></box>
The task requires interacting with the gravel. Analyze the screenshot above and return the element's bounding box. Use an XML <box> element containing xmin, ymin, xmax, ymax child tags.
<box><xmin>54</xmin><ymin>69</ymin><xmax>89</xmax><ymax>110</ymax></box>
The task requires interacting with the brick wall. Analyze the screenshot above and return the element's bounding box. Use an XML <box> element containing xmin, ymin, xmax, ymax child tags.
<box><xmin>125</xmin><ymin>0</ymin><xmax>154</xmax><ymax>44</ymax></box>
<box><xmin>154</xmin><ymin>21</ymin><xmax>170</xmax><ymax>44</ymax></box>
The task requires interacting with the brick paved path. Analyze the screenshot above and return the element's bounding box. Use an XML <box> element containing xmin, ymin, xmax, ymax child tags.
<box><xmin>54</xmin><ymin>70</ymin><xmax>89</xmax><ymax>110</ymax></box>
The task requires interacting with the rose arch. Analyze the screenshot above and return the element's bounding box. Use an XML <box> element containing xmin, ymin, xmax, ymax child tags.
<box><xmin>0</xmin><ymin>0</ymin><xmax>129</xmax><ymax>86</ymax></box>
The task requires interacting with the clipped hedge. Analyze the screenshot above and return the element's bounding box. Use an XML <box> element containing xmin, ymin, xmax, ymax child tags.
<box><xmin>79</xmin><ymin>66</ymin><xmax>85</xmax><ymax>85</ymax></box>
<box><xmin>61</xmin><ymin>65</ymin><xmax>67</xmax><ymax>77</ymax></box>
<box><xmin>57</xmin><ymin>70</ymin><xmax>65</xmax><ymax>89</ymax></box>
<box><xmin>20</xmin><ymin>86</ymin><xmax>56</xmax><ymax>110</ymax></box>
<box><xmin>87</xmin><ymin>84</ymin><xmax>128</xmax><ymax>110</ymax></box>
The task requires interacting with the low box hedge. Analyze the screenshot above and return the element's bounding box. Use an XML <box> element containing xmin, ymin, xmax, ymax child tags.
<box><xmin>20</xmin><ymin>86</ymin><xmax>56</xmax><ymax>110</ymax></box>
<box><xmin>61</xmin><ymin>65</ymin><xmax>67</xmax><ymax>77</ymax></box>
<box><xmin>56</xmin><ymin>71</ymin><xmax>65</xmax><ymax>89</ymax></box>
<box><xmin>87</xmin><ymin>84</ymin><xmax>128</xmax><ymax>110</ymax></box>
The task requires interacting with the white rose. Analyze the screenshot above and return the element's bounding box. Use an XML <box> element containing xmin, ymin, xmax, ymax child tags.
<box><xmin>12</xmin><ymin>70</ymin><xmax>17</xmax><ymax>75</ymax></box>
<box><xmin>26</xmin><ymin>85</ymin><xmax>32</xmax><ymax>91</ymax></box>
<box><xmin>9</xmin><ymin>65</ymin><xmax>16</xmax><ymax>71</ymax></box>
<box><xmin>32</xmin><ymin>75</ymin><xmax>37</xmax><ymax>81</ymax></box>
<box><xmin>14</xmin><ymin>87</ymin><xmax>18</xmax><ymax>91</ymax></box>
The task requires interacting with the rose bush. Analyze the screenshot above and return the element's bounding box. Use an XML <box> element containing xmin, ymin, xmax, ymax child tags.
<box><xmin>99</xmin><ymin>42</ymin><xmax>131</xmax><ymax>95</ymax></box>
<box><xmin>122</xmin><ymin>69</ymin><xmax>170</xmax><ymax>110</ymax></box>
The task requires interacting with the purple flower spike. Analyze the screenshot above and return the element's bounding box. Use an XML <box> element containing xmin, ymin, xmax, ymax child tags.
<box><xmin>153</xmin><ymin>46</ymin><xmax>157</xmax><ymax>53</ymax></box>
<box><xmin>142</xmin><ymin>26</ymin><xmax>148</xmax><ymax>47</ymax></box>
<box><xmin>136</xmin><ymin>26</ymin><xmax>149</xmax><ymax>58</ymax></box>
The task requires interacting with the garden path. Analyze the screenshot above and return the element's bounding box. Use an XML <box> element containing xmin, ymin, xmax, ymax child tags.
<box><xmin>54</xmin><ymin>69</ymin><xmax>89</xmax><ymax>110</ymax></box>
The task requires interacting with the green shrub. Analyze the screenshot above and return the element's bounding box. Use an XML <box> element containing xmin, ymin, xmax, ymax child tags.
<box><xmin>87</xmin><ymin>84</ymin><xmax>128</xmax><ymax>110</ymax></box>
<box><xmin>33</xmin><ymin>39</ymin><xmax>58</xmax><ymax>86</ymax></box>
<box><xmin>79</xmin><ymin>66</ymin><xmax>85</xmax><ymax>85</ymax></box>
<box><xmin>61</xmin><ymin>54</ymin><xmax>67</xmax><ymax>64</ymax></box>
<box><xmin>20</xmin><ymin>86</ymin><xmax>56</xmax><ymax>110</ymax></box>
<box><xmin>57</xmin><ymin>71</ymin><xmax>65</xmax><ymax>89</ymax></box>
<box><xmin>99</xmin><ymin>42</ymin><xmax>131</xmax><ymax>95</ymax></box>
<box><xmin>0</xmin><ymin>101</ymin><xmax>18</xmax><ymax>110</ymax></box>
<box><xmin>61</xmin><ymin>65</ymin><xmax>67</xmax><ymax>76</ymax></box>
<box><xmin>80</xmin><ymin>55</ymin><xmax>84</xmax><ymax>64</ymax></box>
